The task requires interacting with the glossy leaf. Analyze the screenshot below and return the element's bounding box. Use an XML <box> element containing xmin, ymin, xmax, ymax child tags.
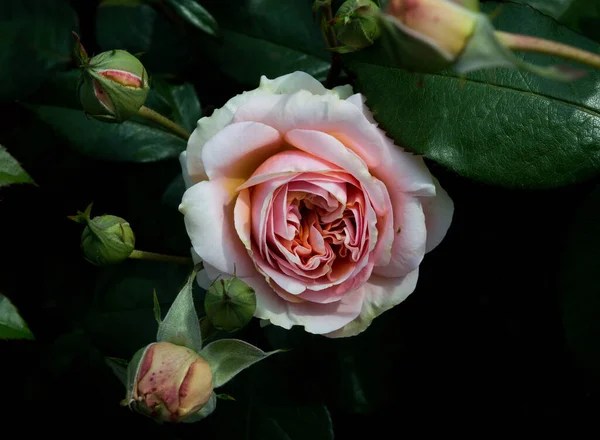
<box><xmin>560</xmin><ymin>185</ymin><xmax>600</xmax><ymax>387</ymax></box>
<box><xmin>345</xmin><ymin>2</ymin><xmax>600</xmax><ymax>188</ymax></box>
<box><xmin>26</xmin><ymin>71</ymin><xmax>191</xmax><ymax>162</ymax></box>
<box><xmin>515</xmin><ymin>1</ymin><xmax>600</xmax><ymax>42</ymax></box>
<box><xmin>105</xmin><ymin>357</ymin><xmax>129</xmax><ymax>386</ymax></box>
<box><xmin>0</xmin><ymin>145</ymin><xmax>35</xmax><ymax>187</ymax></box>
<box><xmin>165</xmin><ymin>0</ymin><xmax>218</xmax><ymax>36</ymax></box>
<box><xmin>0</xmin><ymin>294</ymin><xmax>34</xmax><ymax>340</ymax></box>
<box><xmin>0</xmin><ymin>0</ymin><xmax>77</xmax><ymax>101</ymax></box>
<box><xmin>200</xmin><ymin>0</ymin><xmax>330</xmax><ymax>85</ymax></box>
<box><xmin>96</xmin><ymin>3</ymin><xmax>191</xmax><ymax>74</ymax></box>
<box><xmin>85</xmin><ymin>261</ymin><xmax>191</xmax><ymax>358</ymax></box>
<box><xmin>151</xmin><ymin>80</ymin><xmax>201</xmax><ymax>133</ymax></box>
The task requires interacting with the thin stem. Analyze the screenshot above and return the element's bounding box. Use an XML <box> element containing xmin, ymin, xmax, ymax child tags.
<box><xmin>137</xmin><ymin>106</ymin><xmax>190</xmax><ymax>141</ymax></box>
<box><xmin>496</xmin><ymin>31</ymin><xmax>600</xmax><ymax>71</ymax></box>
<box><xmin>128</xmin><ymin>249</ymin><xmax>194</xmax><ymax>265</ymax></box>
<box><xmin>316</xmin><ymin>0</ymin><xmax>343</xmax><ymax>87</ymax></box>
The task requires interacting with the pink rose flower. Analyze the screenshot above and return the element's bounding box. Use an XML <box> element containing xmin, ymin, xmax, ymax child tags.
<box><xmin>179</xmin><ymin>72</ymin><xmax>453</xmax><ymax>337</ymax></box>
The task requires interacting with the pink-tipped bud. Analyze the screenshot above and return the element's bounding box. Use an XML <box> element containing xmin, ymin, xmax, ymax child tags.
<box><xmin>387</xmin><ymin>0</ymin><xmax>477</xmax><ymax>59</ymax></box>
<box><xmin>132</xmin><ymin>342</ymin><xmax>214</xmax><ymax>423</ymax></box>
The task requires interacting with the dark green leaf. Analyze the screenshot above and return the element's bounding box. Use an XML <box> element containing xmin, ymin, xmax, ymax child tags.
<box><xmin>200</xmin><ymin>0</ymin><xmax>330</xmax><ymax>85</ymax></box>
<box><xmin>85</xmin><ymin>261</ymin><xmax>191</xmax><ymax>358</ymax></box>
<box><xmin>514</xmin><ymin>1</ymin><xmax>600</xmax><ymax>42</ymax></box>
<box><xmin>152</xmin><ymin>79</ymin><xmax>201</xmax><ymax>133</ymax></box>
<box><xmin>26</xmin><ymin>71</ymin><xmax>187</xmax><ymax>162</ymax></box>
<box><xmin>250</xmin><ymin>404</ymin><xmax>333</xmax><ymax>440</ymax></box>
<box><xmin>0</xmin><ymin>0</ymin><xmax>77</xmax><ymax>101</ymax></box>
<box><xmin>560</xmin><ymin>184</ymin><xmax>600</xmax><ymax>387</ymax></box>
<box><xmin>105</xmin><ymin>357</ymin><xmax>129</xmax><ymax>386</ymax></box>
<box><xmin>96</xmin><ymin>3</ymin><xmax>191</xmax><ymax>75</ymax></box>
<box><xmin>0</xmin><ymin>294</ymin><xmax>34</xmax><ymax>340</ymax></box>
<box><xmin>0</xmin><ymin>145</ymin><xmax>35</xmax><ymax>187</ymax></box>
<box><xmin>345</xmin><ymin>2</ymin><xmax>600</xmax><ymax>188</ymax></box>
<box><xmin>165</xmin><ymin>0</ymin><xmax>218</xmax><ymax>36</ymax></box>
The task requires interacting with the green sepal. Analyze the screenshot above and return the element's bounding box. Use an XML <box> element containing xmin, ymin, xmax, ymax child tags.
<box><xmin>156</xmin><ymin>265</ymin><xmax>203</xmax><ymax>352</ymax></box>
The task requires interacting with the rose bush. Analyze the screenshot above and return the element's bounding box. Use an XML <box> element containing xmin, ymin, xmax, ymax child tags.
<box><xmin>179</xmin><ymin>72</ymin><xmax>453</xmax><ymax>337</ymax></box>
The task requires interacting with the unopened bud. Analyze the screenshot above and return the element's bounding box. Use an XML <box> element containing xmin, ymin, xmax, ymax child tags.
<box><xmin>130</xmin><ymin>342</ymin><xmax>214</xmax><ymax>423</ymax></box>
<box><xmin>205</xmin><ymin>276</ymin><xmax>256</xmax><ymax>332</ymax></box>
<box><xmin>69</xmin><ymin>204</ymin><xmax>135</xmax><ymax>266</ymax></box>
<box><xmin>333</xmin><ymin>0</ymin><xmax>381</xmax><ymax>52</ymax></box>
<box><xmin>386</xmin><ymin>0</ymin><xmax>477</xmax><ymax>63</ymax></box>
<box><xmin>78</xmin><ymin>49</ymin><xmax>150</xmax><ymax>122</ymax></box>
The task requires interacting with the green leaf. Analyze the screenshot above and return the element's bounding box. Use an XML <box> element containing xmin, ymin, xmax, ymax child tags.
<box><xmin>559</xmin><ymin>185</ymin><xmax>600</xmax><ymax>388</ymax></box>
<box><xmin>153</xmin><ymin>289</ymin><xmax>162</xmax><ymax>325</ymax></box>
<box><xmin>26</xmin><ymin>71</ymin><xmax>187</xmax><ymax>162</ymax></box>
<box><xmin>156</xmin><ymin>266</ymin><xmax>203</xmax><ymax>352</ymax></box>
<box><xmin>151</xmin><ymin>79</ymin><xmax>201</xmax><ymax>133</ymax></box>
<box><xmin>200</xmin><ymin>0</ymin><xmax>330</xmax><ymax>85</ymax></box>
<box><xmin>0</xmin><ymin>294</ymin><xmax>34</xmax><ymax>340</ymax></box>
<box><xmin>96</xmin><ymin>3</ymin><xmax>191</xmax><ymax>75</ymax></box>
<box><xmin>105</xmin><ymin>357</ymin><xmax>129</xmax><ymax>386</ymax></box>
<box><xmin>250</xmin><ymin>404</ymin><xmax>333</xmax><ymax>440</ymax></box>
<box><xmin>85</xmin><ymin>261</ymin><xmax>191</xmax><ymax>357</ymax></box>
<box><xmin>0</xmin><ymin>145</ymin><xmax>35</xmax><ymax>187</ymax></box>
<box><xmin>0</xmin><ymin>0</ymin><xmax>77</xmax><ymax>101</ymax></box>
<box><xmin>514</xmin><ymin>1</ymin><xmax>600</xmax><ymax>42</ymax></box>
<box><xmin>165</xmin><ymin>0</ymin><xmax>218</xmax><ymax>36</ymax></box>
<box><xmin>199</xmin><ymin>339</ymin><xmax>281</xmax><ymax>388</ymax></box>
<box><xmin>344</xmin><ymin>2</ymin><xmax>600</xmax><ymax>188</ymax></box>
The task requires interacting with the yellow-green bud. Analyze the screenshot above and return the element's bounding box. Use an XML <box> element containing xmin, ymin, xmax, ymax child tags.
<box><xmin>386</xmin><ymin>0</ymin><xmax>477</xmax><ymax>60</ymax></box>
<box><xmin>205</xmin><ymin>276</ymin><xmax>256</xmax><ymax>332</ymax></box>
<box><xmin>333</xmin><ymin>0</ymin><xmax>381</xmax><ymax>52</ymax></box>
<box><xmin>78</xmin><ymin>49</ymin><xmax>150</xmax><ymax>123</ymax></box>
<box><xmin>69</xmin><ymin>204</ymin><xmax>135</xmax><ymax>266</ymax></box>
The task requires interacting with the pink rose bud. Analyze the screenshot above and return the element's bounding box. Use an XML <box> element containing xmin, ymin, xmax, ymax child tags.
<box><xmin>132</xmin><ymin>342</ymin><xmax>214</xmax><ymax>423</ymax></box>
<box><xmin>386</xmin><ymin>0</ymin><xmax>477</xmax><ymax>59</ymax></box>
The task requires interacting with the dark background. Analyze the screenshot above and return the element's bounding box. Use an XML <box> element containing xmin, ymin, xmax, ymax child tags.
<box><xmin>1</xmin><ymin>0</ymin><xmax>599</xmax><ymax>437</ymax></box>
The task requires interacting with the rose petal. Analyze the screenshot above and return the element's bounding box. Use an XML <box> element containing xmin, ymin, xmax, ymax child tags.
<box><xmin>326</xmin><ymin>268</ymin><xmax>420</xmax><ymax>338</ymax></box>
<box><xmin>252</xmin><ymin>275</ymin><xmax>367</xmax><ymax>334</ymax></box>
<box><xmin>180</xmin><ymin>179</ymin><xmax>254</xmax><ymax>276</ymax></box>
<box><xmin>373</xmin><ymin>195</ymin><xmax>427</xmax><ymax>278</ymax></box>
<box><xmin>423</xmin><ymin>177</ymin><xmax>454</xmax><ymax>253</ymax></box>
<box><xmin>202</xmin><ymin>121</ymin><xmax>283</xmax><ymax>181</ymax></box>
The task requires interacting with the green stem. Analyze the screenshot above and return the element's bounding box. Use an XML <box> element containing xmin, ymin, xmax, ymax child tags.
<box><xmin>137</xmin><ymin>106</ymin><xmax>190</xmax><ymax>141</ymax></box>
<box><xmin>496</xmin><ymin>31</ymin><xmax>600</xmax><ymax>71</ymax></box>
<box><xmin>315</xmin><ymin>0</ymin><xmax>342</xmax><ymax>87</ymax></box>
<box><xmin>128</xmin><ymin>250</ymin><xmax>193</xmax><ymax>265</ymax></box>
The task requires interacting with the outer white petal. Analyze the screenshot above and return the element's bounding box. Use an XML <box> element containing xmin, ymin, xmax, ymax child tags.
<box><xmin>233</xmin><ymin>91</ymin><xmax>436</xmax><ymax>196</ymax></box>
<box><xmin>186</xmin><ymin>88</ymin><xmax>272</xmax><ymax>183</ymax></box>
<box><xmin>325</xmin><ymin>268</ymin><xmax>420</xmax><ymax>338</ymax></box>
<box><xmin>179</xmin><ymin>151</ymin><xmax>194</xmax><ymax>189</ymax></box>
<box><xmin>179</xmin><ymin>179</ymin><xmax>255</xmax><ymax>277</ymax></box>
<box><xmin>422</xmin><ymin>177</ymin><xmax>454</xmax><ymax>253</ymax></box>
<box><xmin>373</xmin><ymin>195</ymin><xmax>427</xmax><ymax>278</ymax></box>
<box><xmin>201</xmin><ymin>121</ymin><xmax>283</xmax><ymax>181</ymax></box>
<box><xmin>252</xmin><ymin>276</ymin><xmax>367</xmax><ymax>335</ymax></box>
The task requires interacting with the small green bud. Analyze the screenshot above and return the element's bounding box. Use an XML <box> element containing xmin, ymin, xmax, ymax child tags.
<box><xmin>69</xmin><ymin>204</ymin><xmax>135</xmax><ymax>266</ymax></box>
<box><xmin>205</xmin><ymin>276</ymin><xmax>256</xmax><ymax>332</ymax></box>
<box><xmin>78</xmin><ymin>49</ymin><xmax>150</xmax><ymax>123</ymax></box>
<box><xmin>333</xmin><ymin>0</ymin><xmax>381</xmax><ymax>53</ymax></box>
